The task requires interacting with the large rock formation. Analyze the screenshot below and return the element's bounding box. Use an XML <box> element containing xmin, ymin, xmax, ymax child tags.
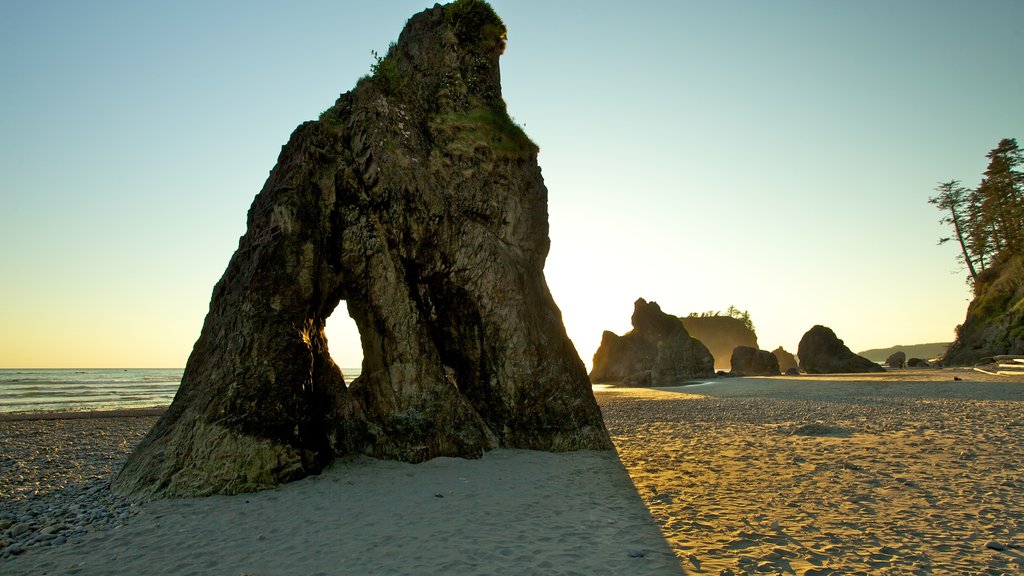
<box><xmin>943</xmin><ymin>254</ymin><xmax>1024</xmax><ymax>364</ymax></box>
<box><xmin>797</xmin><ymin>325</ymin><xmax>885</xmax><ymax>374</ymax></box>
<box><xmin>589</xmin><ymin>299</ymin><xmax>715</xmax><ymax>385</ymax></box>
<box><xmin>680</xmin><ymin>315</ymin><xmax>758</xmax><ymax>372</ymax></box>
<box><xmin>114</xmin><ymin>1</ymin><xmax>610</xmax><ymax>500</ymax></box>
<box><xmin>730</xmin><ymin>346</ymin><xmax>780</xmax><ymax>376</ymax></box>
<box><xmin>771</xmin><ymin>346</ymin><xmax>798</xmax><ymax>373</ymax></box>
<box><xmin>885</xmin><ymin>351</ymin><xmax>907</xmax><ymax>369</ymax></box>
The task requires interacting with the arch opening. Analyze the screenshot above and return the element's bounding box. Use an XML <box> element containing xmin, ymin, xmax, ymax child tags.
<box><xmin>323</xmin><ymin>303</ymin><xmax>364</xmax><ymax>384</ymax></box>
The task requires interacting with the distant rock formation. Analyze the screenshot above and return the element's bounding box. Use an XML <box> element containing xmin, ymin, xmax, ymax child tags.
<box><xmin>730</xmin><ymin>346</ymin><xmax>780</xmax><ymax>376</ymax></box>
<box><xmin>590</xmin><ymin>299</ymin><xmax>715</xmax><ymax>385</ymax></box>
<box><xmin>772</xmin><ymin>346</ymin><xmax>798</xmax><ymax>373</ymax></box>
<box><xmin>680</xmin><ymin>316</ymin><xmax>758</xmax><ymax>372</ymax></box>
<box><xmin>943</xmin><ymin>254</ymin><xmax>1024</xmax><ymax>365</ymax></box>
<box><xmin>113</xmin><ymin>1</ymin><xmax>610</xmax><ymax>500</ymax></box>
<box><xmin>907</xmin><ymin>358</ymin><xmax>931</xmax><ymax>368</ymax></box>
<box><xmin>784</xmin><ymin>367</ymin><xmax>801</xmax><ymax>376</ymax></box>
<box><xmin>858</xmin><ymin>342</ymin><xmax>950</xmax><ymax>364</ymax></box>
<box><xmin>797</xmin><ymin>325</ymin><xmax>885</xmax><ymax>374</ymax></box>
<box><xmin>885</xmin><ymin>351</ymin><xmax>907</xmax><ymax>369</ymax></box>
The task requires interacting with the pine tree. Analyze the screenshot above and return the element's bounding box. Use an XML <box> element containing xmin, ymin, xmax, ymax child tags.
<box><xmin>931</xmin><ymin>138</ymin><xmax>1023</xmax><ymax>285</ymax></box>
<box><xmin>929</xmin><ymin>180</ymin><xmax>981</xmax><ymax>282</ymax></box>
<box><xmin>977</xmin><ymin>138</ymin><xmax>1024</xmax><ymax>257</ymax></box>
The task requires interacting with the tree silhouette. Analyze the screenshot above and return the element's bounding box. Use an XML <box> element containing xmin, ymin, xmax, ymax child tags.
<box><xmin>931</xmin><ymin>138</ymin><xmax>1023</xmax><ymax>289</ymax></box>
<box><xmin>929</xmin><ymin>179</ymin><xmax>980</xmax><ymax>283</ymax></box>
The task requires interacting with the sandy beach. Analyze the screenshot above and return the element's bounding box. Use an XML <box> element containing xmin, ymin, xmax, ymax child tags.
<box><xmin>602</xmin><ymin>369</ymin><xmax>1024</xmax><ymax>574</ymax></box>
<box><xmin>2</xmin><ymin>368</ymin><xmax>1023</xmax><ymax>574</ymax></box>
<box><xmin>0</xmin><ymin>413</ymin><xmax>679</xmax><ymax>575</ymax></box>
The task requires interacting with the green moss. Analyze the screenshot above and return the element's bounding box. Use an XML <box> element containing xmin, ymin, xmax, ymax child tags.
<box><xmin>370</xmin><ymin>43</ymin><xmax>404</xmax><ymax>96</ymax></box>
<box><xmin>971</xmin><ymin>254</ymin><xmax>1024</xmax><ymax>324</ymax></box>
<box><xmin>317</xmin><ymin>105</ymin><xmax>346</xmax><ymax>138</ymax></box>
<box><xmin>448</xmin><ymin>0</ymin><xmax>506</xmax><ymax>52</ymax></box>
<box><xmin>431</xmin><ymin>97</ymin><xmax>537</xmax><ymax>159</ymax></box>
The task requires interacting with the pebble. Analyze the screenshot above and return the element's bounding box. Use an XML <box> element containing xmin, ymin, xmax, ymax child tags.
<box><xmin>628</xmin><ymin>548</ymin><xmax>646</xmax><ymax>557</ymax></box>
<box><xmin>0</xmin><ymin>414</ymin><xmax>156</xmax><ymax>562</ymax></box>
<box><xmin>8</xmin><ymin>523</ymin><xmax>30</xmax><ymax>537</ymax></box>
<box><xmin>0</xmin><ymin>478</ymin><xmax>139</xmax><ymax>560</ymax></box>
<box><xmin>985</xmin><ymin>540</ymin><xmax>1006</xmax><ymax>551</ymax></box>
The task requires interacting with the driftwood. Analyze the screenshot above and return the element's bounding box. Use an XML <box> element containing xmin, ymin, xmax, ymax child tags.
<box><xmin>972</xmin><ymin>355</ymin><xmax>1024</xmax><ymax>376</ymax></box>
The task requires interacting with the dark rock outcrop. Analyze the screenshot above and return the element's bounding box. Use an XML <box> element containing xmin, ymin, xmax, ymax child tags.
<box><xmin>680</xmin><ymin>316</ymin><xmax>758</xmax><ymax>372</ymax></box>
<box><xmin>784</xmin><ymin>367</ymin><xmax>801</xmax><ymax>376</ymax></box>
<box><xmin>885</xmin><ymin>351</ymin><xmax>907</xmax><ymax>369</ymax></box>
<box><xmin>907</xmin><ymin>358</ymin><xmax>930</xmax><ymax>368</ymax></box>
<box><xmin>797</xmin><ymin>325</ymin><xmax>885</xmax><ymax>374</ymax></box>
<box><xmin>943</xmin><ymin>255</ymin><xmax>1024</xmax><ymax>365</ymax></box>
<box><xmin>730</xmin><ymin>346</ymin><xmax>780</xmax><ymax>376</ymax></box>
<box><xmin>590</xmin><ymin>299</ymin><xmax>715</xmax><ymax>385</ymax></box>
<box><xmin>114</xmin><ymin>1</ymin><xmax>610</xmax><ymax>500</ymax></box>
<box><xmin>772</xmin><ymin>346</ymin><xmax>798</xmax><ymax>373</ymax></box>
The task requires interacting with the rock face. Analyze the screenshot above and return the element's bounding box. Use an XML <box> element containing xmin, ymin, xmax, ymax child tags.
<box><xmin>113</xmin><ymin>1</ymin><xmax>611</xmax><ymax>500</ymax></box>
<box><xmin>907</xmin><ymin>357</ymin><xmax>930</xmax><ymax>368</ymax></box>
<box><xmin>944</xmin><ymin>254</ymin><xmax>1024</xmax><ymax>365</ymax></box>
<box><xmin>885</xmin><ymin>351</ymin><xmax>907</xmax><ymax>369</ymax></box>
<box><xmin>797</xmin><ymin>325</ymin><xmax>885</xmax><ymax>374</ymax></box>
<box><xmin>589</xmin><ymin>299</ymin><xmax>715</xmax><ymax>385</ymax></box>
<box><xmin>772</xmin><ymin>346</ymin><xmax>798</xmax><ymax>373</ymax></box>
<box><xmin>730</xmin><ymin>346</ymin><xmax>780</xmax><ymax>376</ymax></box>
<box><xmin>680</xmin><ymin>316</ymin><xmax>758</xmax><ymax>372</ymax></box>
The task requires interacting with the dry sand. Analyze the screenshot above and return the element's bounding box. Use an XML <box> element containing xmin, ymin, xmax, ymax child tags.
<box><xmin>600</xmin><ymin>369</ymin><xmax>1024</xmax><ymax>574</ymax></box>
<box><xmin>3</xmin><ymin>368</ymin><xmax>1023</xmax><ymax>575</ymax></box>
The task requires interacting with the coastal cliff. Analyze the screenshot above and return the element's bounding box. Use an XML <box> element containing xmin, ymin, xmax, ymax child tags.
<box><xmin>944</xmin><ymin>254</ymin><xmax>1024</xmax><ymax>364</ymax></box>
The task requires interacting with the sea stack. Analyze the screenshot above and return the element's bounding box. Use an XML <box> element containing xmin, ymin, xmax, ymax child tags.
<box><xmin>797</xmin><ymin>325</ymin><xmax>885</xmax><ymax>374</ymax></box>
<box><xmin>680</xmin><ymin>315</ymin><xmax>758</xmax><ymax>372</ymax></box>
<box><xmin>589</xmin><ymin>298</ymin><xmax>715</xmax><ymax>385</ymax></box>
<box><xmin>114</xmin><ymin>0</ymin><xmax>611</xmax><ymax>500</ymax></box>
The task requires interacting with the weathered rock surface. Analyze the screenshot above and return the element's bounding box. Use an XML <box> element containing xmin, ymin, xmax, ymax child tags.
<box><xmin>797</xmin><ymin>325</ymin><xmax>885</xmax><ymax>374</ymax></box>
<box><xmin>730</xmin><ymin>346</ymin><xmax>780</xmax><ymax>376</ymax></box>
<box><xmin>114</xmin><ymin>1</ymin><xmax>610</xmax><ymax>500</ymax></box>
<box><xmin>944</xmin><ymin>254</ymin><xmax>1024</xmax><ymax>365</ymax></box>
<box><xmin>907</xmin><ymin>357</ymin><xmax>930</xmax><ymax>368</ymax></box>
<box><xmin>590</xmin><ymin>299</ymin><xmax>715</xmax><ymax>385</ymax></box>
<box><xmin>680</xmin><ymin>316</ymin><xmax>758</xmax><ymax>372</ymax></box>
<box><xmin>771</xmin><ymin>346</ymin><xmax>798</xmax><ymax>373</ymax></box>
<box><xmin>885</xmin><ymin>351</ymin><xmax>907</xmax><ymax>369</ymax></box>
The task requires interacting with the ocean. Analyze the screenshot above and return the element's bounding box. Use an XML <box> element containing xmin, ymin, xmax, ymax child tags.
<box><xmin>0</xmin><ymin>367</ymin><xmax>368</xmax><ymax>414</ymax></box>
<box><xmin>0</xmin><ymin>368</ymin><xmax>183</xmax><ymax>414</ymax></box>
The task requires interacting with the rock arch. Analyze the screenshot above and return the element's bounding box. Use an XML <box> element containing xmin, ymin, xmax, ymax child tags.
<box><xmin>113</xmin><ymin>1</ymin><xmax>611</xmax><ymax>500</ymax></box>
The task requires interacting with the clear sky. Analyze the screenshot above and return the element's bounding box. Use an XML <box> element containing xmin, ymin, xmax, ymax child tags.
<box><xmin>2</xmin><ymin>1</ymin><xmax>1022</xmax><ymax>369</ymax></box>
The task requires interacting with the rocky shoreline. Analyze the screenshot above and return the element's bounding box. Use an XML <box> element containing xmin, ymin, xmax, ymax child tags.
<box><xmin>0</xmin><ymin>411</ymin><xmax>159</xmax><ymax>559</ymax></box>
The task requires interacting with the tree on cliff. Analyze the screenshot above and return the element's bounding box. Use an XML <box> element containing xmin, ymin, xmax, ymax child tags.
<box><xmin>687</xmin><ymin>306</ymin><xmax>757</xmax><ymax>337</ymax></box>
<box><xmin>929</xmin><ymin>179</ymin><xmax>980</xmax><ymax>283</ymax></box>
<box><xmin>973</xmin><ymin>138</ymin><xmax>1024</xmax><ymax>258</ymax></box>
<box><xmin>931</xmin><ymin>138</ymin><xmax>1023</xmax><ymax>288</ymax></box>
<box><xmin>932</xmin><ymin>137</ymin><xmax>1024</xmax><ymax>365</ymax></box>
